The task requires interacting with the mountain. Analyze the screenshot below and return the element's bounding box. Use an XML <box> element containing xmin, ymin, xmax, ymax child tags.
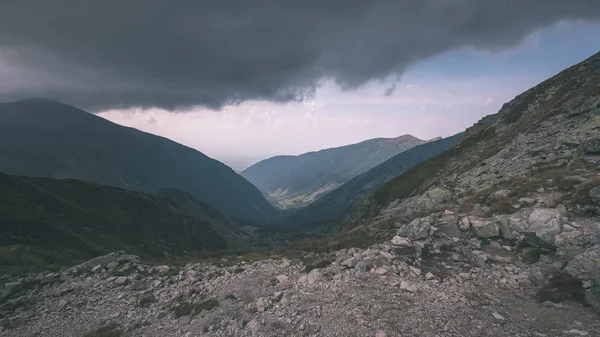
<box><xmin>334</xmin><ymin>50</ymin><xmax>600</xmax><ymax>262</ymax></box>
<box><xmin>0</xmin><ymin>172</ymin><xmax>261</xmax><ymax>273</ymax></box>
<box><xmin>0</xmin><ymin>98</ymin><xmax>278</xmax><ymax>223</ymax></box>
<box><xmin>275</xmin><ymin>134</ymin><xmax>461</xmax><ymax>227</ymax></box>
<box><xmin>241</xmin><ymin>135</ymin><xmax>428</xmax><ymax>209</ymax></box>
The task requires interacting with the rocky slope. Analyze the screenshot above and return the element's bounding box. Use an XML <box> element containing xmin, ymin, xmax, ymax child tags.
<box><xmin>340</xmin><ymin>51</ymin><xmax>600</xmax><ymax>316</ymax></box>
<box><xmin>242</xmin><ymin>135</ymin><xmax>427</xmax><ymax>209</ymax></box>
<box><xmin>0</xmin><ymin>99</ymin><xmax>278</xmax><ymax>223</ymax></box>
<box><xmin>276</xmin><ymin>134</ymin><xmax>461</xmax><ymax>228</ymax></box>
<box><xmin>0</xmin><ymin>172</ymin><xmax>261</xmax><ymax>274</ymax></box>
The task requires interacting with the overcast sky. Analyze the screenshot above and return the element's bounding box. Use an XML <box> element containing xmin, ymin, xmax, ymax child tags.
<box><xmin>99</xmin><ymin>22</ymin><xmax>600</xmax><ymax>169</ymax></box>
<box><xmin>1</xmin><ymin>1</ymin><xmax>600</xmax><ymax>169</ymax></box>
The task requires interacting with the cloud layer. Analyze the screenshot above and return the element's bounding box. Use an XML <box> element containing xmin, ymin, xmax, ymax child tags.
<box><xmin>1</xmin><ymin>0</ymin><xmax>600</xmax><ymax>110</ymax></box>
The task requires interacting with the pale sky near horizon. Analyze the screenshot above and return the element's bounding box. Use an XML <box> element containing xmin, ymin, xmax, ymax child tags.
<box><xmin>97</xmin><ymin>22</ymin><xmax>600</xmax><ymax>170</ymax></box>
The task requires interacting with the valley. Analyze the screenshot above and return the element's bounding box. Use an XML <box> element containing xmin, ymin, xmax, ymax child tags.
<box><xmin>2</xmin><ymin>27</ymin><xmax>600</xmax><ymax>337</ymax></box>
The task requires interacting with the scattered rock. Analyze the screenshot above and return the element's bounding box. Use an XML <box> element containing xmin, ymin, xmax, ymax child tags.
<box><xmin>397</xmin><ymin>217</ymin><xmax>432</xmax><ymax>240</ymax></box>
<box><xmin>584</xmin><ymin>287</ymin><xmax>600</xmax><ymax>314</ymax></box>
<box><xmin>375</xmin><ymin>331</ymin><xmax>387</xmax><ymax>337</ymax></box>
<box><xmin>589</xmin><ymin>186</ymin><xmax>600</xmax><ymax>204</ymax></box>
<box><xmin>491</xmin><ymin>312</ymin><xmax>505</xmax><ymax>321</ymax></box>
<box><xmin>391</xmin><ymin>236</ymin><xmax>412</xmax><ymax>246</ymax></box>
<box><xmin>518</xmin><ymin>198</ymin><xmax>536</xmax><ymax>206</ymax></box>
<box><xmin>470</xmin><ymin>217</ymin><xmax>499</xmax><ymax>238</ymax></box>
<box><xmin>400</xmin><ymin>281</ymin><xmax>418</xmax><ymax>293</ymax></box>
<box><xmin>341</xmin><ymin>257</ymin><xmax>359</xmax><ymax>268</ymax></box>
<box><xmin>275</xmin><ymin>275</ymin><xmax>289</xmax><ymax>283</ymax></box>
<box><xmin>489</xmin><ymin>190</ymin><xmax>512</xmax><ymax>201</ymax></box>
<box><xmin>565</xmin><ymin>246</ymin><xmax>600</xmax><ymax>284</ymax></box>
<box><xmin>307</xmin><ymin>269</ymin><xmax>322</xmax><ymax>285</ymax></box>
<box><xmin>356</xmin><ymin>259</ymin><xmax>374</xmax><ymax>273</ymax></box>
<box><xmin>527</xmin><ymin>209</ymin><xmax>562</xmax><ymax>245</ymax></box>
<box><xmin>521</xmin><ymin>247</ymin><xmax>541</xmax><ymax>264</ymax></box>
<box><xmin>583</xmin><ymin>138</ymin><xmax>600</xmax><ymax>154</ymax></box>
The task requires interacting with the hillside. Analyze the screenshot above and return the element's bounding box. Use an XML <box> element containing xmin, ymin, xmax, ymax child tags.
<box><xmin>276</xmin><ymin>134</ymin><xmax>462</xmax><ymax>227</ymax></box>
<box><xmin>0</xmin><ymin>172</ymin><xmax>260</xmax><ymax>273</ymax></box>
<box><xmin>0</xmin><ymin>99</ymin><xmax>278</xmax><ymax>223</ymax></box>
<box><xmin>241</xmin><ymin>135</ymin><xmax>427</xmax><ymax>209</ymax></box>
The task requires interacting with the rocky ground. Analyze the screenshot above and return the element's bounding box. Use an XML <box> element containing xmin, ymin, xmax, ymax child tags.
<box><xmin>2</xmin><ymin>193</ymin><xmax>600</xmax><ymax>336</ymax></box>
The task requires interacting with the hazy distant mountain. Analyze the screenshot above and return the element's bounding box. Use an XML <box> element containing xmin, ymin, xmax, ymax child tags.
<box><xmin>241</xmin><ymin>135</ymin><xmax>428</xmax><ymax>209</ymax></box>
<box><xmin>0</xmin><ymin>172</ymin><xmax>258</xmax><ymax>273</ymax></box>
<box><xmin>0</xmin><ymin>99</ymin><xmax>278</xmax><ymax>223</ymax></box>
<box><xmin>276</xmin><ymin>134</ymin><xmax>462</xmax><ymax>227</ymax></box>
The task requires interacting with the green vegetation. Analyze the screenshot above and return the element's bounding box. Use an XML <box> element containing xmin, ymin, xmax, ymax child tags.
<box><xmin>0</xmin><ymin>172</ymin><xmax>233</xmax><ymax>274</ymax></box>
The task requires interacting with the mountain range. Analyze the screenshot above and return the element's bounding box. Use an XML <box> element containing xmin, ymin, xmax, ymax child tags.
<box><xmin>278</xmin><ymin>133</ymin><xmax>462</xmax><ymax>228</ymax></box>
<box><xmin>0</xmin><ymin>99</ymin><xmax>278</xmax><ymax>223</ymax></box>
<box><xmin>242</xmin><ymin>135</ymin><xmax>429</xmax><ymax>209</ymax></box>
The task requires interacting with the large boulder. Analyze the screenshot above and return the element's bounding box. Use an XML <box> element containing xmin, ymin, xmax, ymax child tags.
<box><xmin>565</xmin><ymin>245</ymin><xmax>600</xmax><ymax>285</ymax></box>
<box><xmin>397</xmin><ymin>217</ymin><xmax>432</xmax><ymax>240</ymax></box>
<box><xmin>424</xmin><ymin>187</ymin><xmax>453</xmax><ymax>208</ymax></box>
<box><xmin>438</xmin><ymin>214</ymin><xmax>461</xmax><ymax>238</ymax></box>
<box><xmin>527</xmin><ymin>209</ymin><xmax>562</xmax><ymax>245</ymax></box>
<box><xmin>469</xmin><ymin>217</ymin><xmax>499</xmax><ymax>238</ymax></box>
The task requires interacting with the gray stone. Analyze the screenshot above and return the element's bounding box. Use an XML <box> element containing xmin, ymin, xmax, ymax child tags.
<box><xmin>518</xmin><ymin>198</ymin><xmax>536</xmax><ymax>206</ymax></box>
<box><xmin>0</xmin><ymin>288</ymin><xmax>11</xmax><ymax>301</ymax></box>
<box><xmin>521</xmin><ymin>247</ymin><xmax>541</xmax><ymax>264</ymax></box>
<box><xmin>438</xmin><ymin>215</ymin><xmax>461</xmax><ymax>238</ymax></box>
<box><xmin>589</xmin><ymin>186</ymin><xmax>600</xmax><ymax>204</ymax></box>
<box><xmin>246</xmin><ymin>319</ymin><xmax>259</xmax><ymax>334</ymax></box>
<box><xmin>528</xmin><ymin>208</ymin><xmax>562</xmax><ymax>245</ymax></box>
<box><xmin>583</xmin><ymin>138</ymin><xmax>600</xmax><ymax>154</ymax></box>
<box><xmin>0</xmin><ymin>318</ymin><xmax>10</xmax><ymax>328</ymax></box>
<box><xmin>307</xmin><ymin>269</ymin><xmax>322</xmax><ymax>285</ymax></box>
<box><xmin>496</xmin><ymin>217</ymin><xmax>515</xmax><ymax>239</ymax></box>
<box><xmin>390</xmin><ymin>236</ymin><xmax>412</xmax><ymax>246</ymax></box>
<box><xmin>470</xmin><ymin>217</ymin><xmax>499</xmax><ymax>238</ymax></box>
<box><xmin>106</xmin><ymin>261</ymin><xmax>120</xmax><ymax>270</ymax></box>
<box><xmin>489</xmin><ymin>190</ymin><xmax>512</xmax><ymax>201</ymax></box>
<box><xmin>391</xmin><ymin>246</ymin><xmax>417</xmax><ymax>256</ymax></box>
<box><xmin>565</xmin><ymin>246</ymin><xmax>600</xmax><ymax>284</ymax></box>
<box><xmin>341</xmin><ymin>257</ymin><xmax>359</xmax><ymax>268</ymax></box>
<box><xmin>131</xmin><ymin>280</ymin><xmax>147</xmax><ymax>291</ymax></box>
<box><xmin>584</xmin><ymin>287</ymin><xmax>600</xmax><ymax>314</ymax></box>
<box><xmin>400</xmin><ymin>281</ymin><xmax>418</xmax><ymax>293</ymax></box>
<box><xmin>114</xmin><ymin>276</ymin><xmax>129</xmax><ymax>286</ymax></box>
<box><xmin>355</xmin><ymin>259</ymin><xmax>374</xmax><ymax>272</ymax></box>
<box><xmin>58</xmin><ymin>299</ymin><xmax>68</xmax><ymax>310</ymax></box>
<box><xmin>397</xmin><ymin>217</ymin><xmax>431</xmax><ymax>240</ymax></box>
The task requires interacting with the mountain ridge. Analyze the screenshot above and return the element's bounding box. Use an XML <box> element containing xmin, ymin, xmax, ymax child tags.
<box><xmin>0</xmin><ymin>98</ymin><xmax>278</xmax><ymax>223</ymax></box>
<box><xmin>241</xmin><ymin>134</ymin><xmax>428</xmax><ymax>209</ymax></box>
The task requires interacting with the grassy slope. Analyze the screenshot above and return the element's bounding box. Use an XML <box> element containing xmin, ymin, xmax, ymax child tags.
<box><xmin>0</xmin><ymin>172</ymin><xmax>241</xmax><ymax>273</ymax></box>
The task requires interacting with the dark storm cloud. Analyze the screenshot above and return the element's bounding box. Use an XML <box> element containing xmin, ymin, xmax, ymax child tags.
<box><xmin>0</xmin><ymin>0</ymin><xmax>599</xmax><ymax>111</ymax></box>
<box><xmin>384</xmin><ymin>83</ymin><xmax>397</xmax><ymax>97</ymax></box>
